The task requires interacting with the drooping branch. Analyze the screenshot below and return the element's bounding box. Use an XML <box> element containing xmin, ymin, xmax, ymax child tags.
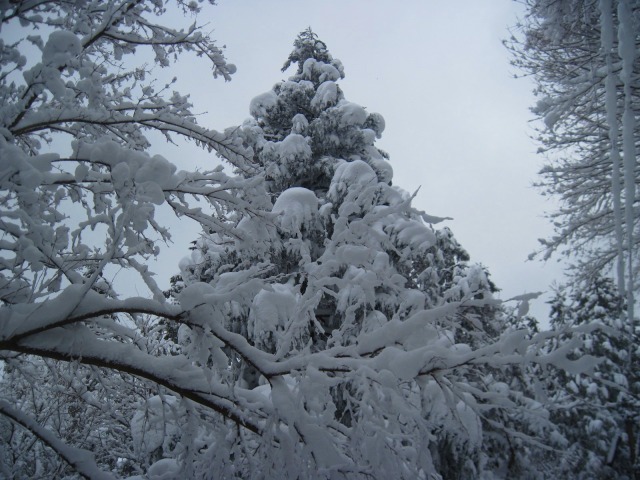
<box><xmin>2</xmin><ymin>328</ymin><xmax>266</xmax><ymax>435</ymax></box>
<box><xmin>0</xmin><ymin>399</ymin><xmax>116</xmax><ymax>480</ymax></box>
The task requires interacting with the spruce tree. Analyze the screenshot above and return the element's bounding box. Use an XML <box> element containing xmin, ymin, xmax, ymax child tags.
<box><xmin>181</xmin><ymin>28</ymin><xmax>497</xmax><ymax>383</ymax></box>
<box><xmin>545</xmin><ymin>276</ymin><xmax>639</xmax><ymax>478</ymax></box>
<box><xmin>176</xmin><ymin>29</ymin><xmax>559</xmax><ymax>478</ymax></box>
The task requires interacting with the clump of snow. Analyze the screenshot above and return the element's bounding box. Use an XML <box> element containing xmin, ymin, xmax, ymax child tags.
<box><xmin>366</xmin><ymin>112</ymin><xmax>386</xmax><ymax>138</ymax></box>
<box><xmin>311</xmin><ymin>81</ymin><xmax>339</xmax><ymax>109</ymax></box>
<box><xmin>334</xmin><ymin>244</ymin><xmax>372</xmax><ymax>267</ymax></box>
<box><xmin>279</xmin><ymin>79</ymin><xmax>315</xmax><ymax>99</ymax></box>
<box><xmin>236</xmin><ymin>215</ymin><xmax>278</xmax><ymax>253</ymax></box>
<box><xmin>272</xmin><ymin>187</ymin><xmax>319</xmax><ymax>235</ymax></box>
<box><xmin>36</xmin><ymin>30</ymin><xmax>82</xmax><ymax>99</ymax></box>
<box><xmin>456</xmin><ymin>398</ymin><xmax>482</xmax><ymax>447</ymax></box>
<box><xmin>136</xmin><ymin>182</ymin><xmax>165</xmax><ymax>205</ymax></box>
<box><xmin>613</xmin><ymin>373</ymin><xmax>628</xmax><ymax>388</ymax></box>
<box><xmin>328</xmin><ymin>160</ymin><xmax>378</xmax><ymax>201</ymax></box>
<box><xmin>263</xmin><ymin>134</ymin><xmax>313</xmax><ymax>183</ymax></box>
<box><xmin>335</xmin><ymin>266</ymin><xmax>377</xmax><ymax>318</ymax></box>
<box><xmin>489</xmin><ymin>382</ymin><xmax>510</xmax><ymax>396</ymax></box>
<box><xmin>361</xmin><ymin>128</ymin><xmax>376</xmax><ymax>145</ymax></box>
<box><xmin>291</xmin><ymin>113</ymin><xmax>309</xmax><ymax>134</ymax></box>
<box><xmin>276</xmin><ymin>133</ymin><xmax>312</xmax><ymax>161</ymax></box>
<box><xmin>337</xmin><ymin>101</ymin><xmax>368</xmax><ymax>127</ymax></box>
<box><xmin>397</xmin><ymin>289</ymin><xmax>427</xmax><ymax>319</ymax></box>
<box><xmin>363</xmin><ymin>310</ymin><xmax>387</xmax><ymax>331</ymax></box>
<box><xmin>250</xmin><ymin>91</ymin><xmax>278</xmax><ymax>119</ymax></box>
<box><xmin>587</xmin><ymin>419</ymin><xmax>603</xmax><ymax>434</ymax></box>
<box><xmin>0</xmin><ymin>140</ymin><xmax>47</xmax><ymax>189</ymax></box>
<box><xmin>147</xmin><ymin>458</ymin><xmax>181</xmax><ymax>480</ymax></box>
<box><xmin>79</xmin><ymin>140</ymin><xmax>177</xmax><ymax>196</ymax></box>
<box><xmin>365</xmin><ymin>145</ymin><xmax>393</xmax><ymax>184</ymax></box>
<box><xmin>42</xmin><ymin>30</ymin><xmax>81</xmax><ymax>68</ymax></box>
<box><xmin>302</xmin><ymin>58</ymin><xmax>341</xmax><ymax>82</ymax></box>
<box><xmin>135</xmin><ymin>154</ymin><xmax>176</xmax><ymax>187</ymax></box>
<box><xmin>543</xmin><ymin>108</ymin><xmax>561</xmax><ymax>130</ymax></box>
<box><xmin>249</xmin><ymin>284</ymin><xmax>297</xmax><ymax>349</ymax></box>
<box><xmin>178</xmin><ymin>282</ymin><xmax>215</xmax><ymax>310</ymax></box>
<box><xmin>386</xmin><ymin>218</ymin><xmax>436</xmax><ymax>252</ymax></box>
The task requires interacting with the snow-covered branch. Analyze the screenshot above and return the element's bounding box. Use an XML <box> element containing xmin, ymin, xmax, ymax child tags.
<box><xmin>0</xmin><ymin>399</ymin><xmax>116</xmax><ymax>480</ymax></box>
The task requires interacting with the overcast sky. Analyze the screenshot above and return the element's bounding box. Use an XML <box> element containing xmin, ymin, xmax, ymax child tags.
<box><xmin>149</xmin><ymin>0</ymin><xmax>566</xmax><ymax>322</ymax></box>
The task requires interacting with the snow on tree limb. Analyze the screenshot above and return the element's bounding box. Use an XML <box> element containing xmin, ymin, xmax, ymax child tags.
<box><xmin>0</xmin><ymin>0</ymin><xmax>254</xmax><ymax>169</ymax></box>
<box><xmin>0</xmin><ymin>10</ymin><xmax>591</xmax><ymax>477</ymax></box>
<box><xmin>508</xmin><ymin>4</ymin><xmax>640</xmax><ymax>474</ymax></box>
<box><xmin>508</xmin><ymin>0</ymin><xmax>640</xmax><ymax>292</ymax></box>
<box><xmin>0</xmin><ymin>399</ymin><xmax>116</xmax><ymax>480</ymax></box>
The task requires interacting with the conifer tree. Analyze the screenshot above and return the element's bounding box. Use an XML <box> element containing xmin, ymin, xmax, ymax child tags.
<box><xmin>177</xmin><ymin>29</ymin><xmax>561</xmax><ymax>478</ymax></box>
<box><xmin>545</xmin><ymin>276</ymin><xmax>639</xmax><ymax>478</ymax></box>
<box><xmin>181</xmin><ymin>28</ymin><xmax>495</xmax><ymax>382</ymax></box>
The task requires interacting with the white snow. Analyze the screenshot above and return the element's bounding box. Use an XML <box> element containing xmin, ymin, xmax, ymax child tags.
<box><xmin>365</xmin><ymin>146</ymin><xmax>394</xmax><ymax>184</ymax></box>
<box><xmin>367</xmin><ymin>112</ymin><xmax>386</xmax><ymax>137</ymax></box>
<box><xmin>387</xmin><ymin>218</ymin><xmax>436</xmax><ymax>252</ymax></box>
<box><xmin>236</xmin><ymin>214</ymin><xmax>278</xmax><ymax>253</ymax></box>
<box><xmin>42</xmin><ymin>30</ymin><xmax>81</xmax><ymax>67</ymax></box>
<box><xmin>250</xmin><ymin>91</ymin><xmax>278</xmax><ymax>118</ymax></box>
<box><xmin>249</xmin><ymin>284</ymin><xmax>297</xmax><ymax>349</ymax></box>
<box><xmin>147</xmin><ymin>458</ymin><xmax>181</xmax><ymax>480</ymax></box>
<box><xmin>134</xmin><ymin>154</ymin><xmax>177</xmax><ymax>188</ymax></box>
<box><xmin>328</xmin><ymin>159</ymin><xmax>378</xmax><ymax>201</ymax></box>
<box><xmin>178</xmin><ymin>282</ymin><xmax>216</xmax><ymax>310</ymax></box>
<box><xmin>0</xmin><ymin>399</ymin><xmax>116</xmax><ymax>480</ymax></box>
<box><xmin>456</xmin><ymin>399</ymin><xmax>482</xmax><ymax>447</ymax></box>
<box><xmin>131</xmin><ymin>395</ymin><xmax>185</xmax><ymax>457</ymax></box>
<box><xmin>337</xmin><ymin>101</ymin><xmax>368</xmax><ymax>127</ymax></box>
<box><xmin>291</xmin><ymin>113</ymin><xmax>309</xmax><ymax>134</ymax></box>
<box><xmin>302</xmin><ymin>58</ymin><xmax>341</xmax><ymax>82</ymax></box>
<box><xmin>276</xmin><ymin>133</ymin><xmax>312</xmax><ymax>161</ymax></box>
<box><xmin>272</xmin><ymin>187</ymin><xmax>319</xmax><ymax>235</ymax></box>
<box><xmin>311</xmin><ymin>81</ymin><xmax>339</xmax><ymax>109</ymax></box>
<box><xmin>334</xmin><ymin>244</ymin><xmax>372</xmax><ymax>267</ymax></box>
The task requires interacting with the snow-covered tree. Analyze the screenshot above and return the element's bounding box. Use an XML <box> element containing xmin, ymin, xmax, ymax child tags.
<box><xmin>0</xmin><ymin>6</ymin><xmax>595</xmax><ymax>476</ymax></box>
<box><xmin>544</xmin><ymin>276</ymin><xmax>639</xmax><ymax>478</ymax></box>
<box><xmin>508</xmin><ymin>8</ymin><xmax>640</xmax><ymax>474</ymax></box>
<box><xmin>506</xmin><ymin>0</ymin><xmax>639</xmax><ymax>333</ymax></box>
<box><xmin>0</xmin><ymin>1</ymin><xmax>264</xmax><ymax>477</ymax></box>
<box><xmin>176</xmin><ymin>29</ymin><xmax>572</xmax><ymax>479</ymax></box>
<box><xmin>0</xmin><ymin>322</ymin><xmax>172</xmax><ymax>478</ymax></box>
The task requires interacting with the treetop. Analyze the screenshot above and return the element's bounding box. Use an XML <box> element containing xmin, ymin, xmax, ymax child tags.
<box><xmin>282</xmin><ymin>27</ymin><xmax>344</xmax><ymax>80</ymax></box>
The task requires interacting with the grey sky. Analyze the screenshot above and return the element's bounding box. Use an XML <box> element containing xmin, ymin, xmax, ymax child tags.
<box><xmin>149</xmin><ymin>0</ymin><xmax>566</xmax><ymax>322</ymax></box>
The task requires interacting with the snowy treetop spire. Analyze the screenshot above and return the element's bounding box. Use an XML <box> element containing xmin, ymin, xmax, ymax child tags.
<box><xmin>282</xmin><ymin>27</ymin><xmax>345</xmax><ymax>81</ymax></box>
<box><xmin>239</xmin><ymin>29</ymin><xmax>387</xmax><ymax>194</ymax></box>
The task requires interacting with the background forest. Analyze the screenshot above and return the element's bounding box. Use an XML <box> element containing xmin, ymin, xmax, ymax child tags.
<box><xmin>0</xmin><ymin>1</ymin><xmax>638</xmax><ymax>479</ymax></box>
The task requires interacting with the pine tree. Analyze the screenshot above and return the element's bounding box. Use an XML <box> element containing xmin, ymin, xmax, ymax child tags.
<box><xmin>545</xmin><ymin>276</ymin><xmax>639</xmax><ymax>478</ymax></box>
<box><xmin>181</xmin><ymin>28</ymin><xmax>494</xmax><ymax>377</ymax></box>
<box><xmin>177</xmin><ymin>29</ymin><xmax>559</xmax><ymax>479</ymax></box>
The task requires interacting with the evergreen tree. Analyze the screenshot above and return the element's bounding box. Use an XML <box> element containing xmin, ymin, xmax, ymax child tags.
<box><xmin>545</xmin><ymin>276</ymin><xmax>639</xmax><ymax>478</ymax></box>
<box><xmin>177</xmin><ymin>29</ymin><xmax>560</xmax><ymax>479</ymax></box>
<box><xmin>181</xmin><ymin>28</ymin><xmax>492</xmax><ymax>376</ymax></box>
